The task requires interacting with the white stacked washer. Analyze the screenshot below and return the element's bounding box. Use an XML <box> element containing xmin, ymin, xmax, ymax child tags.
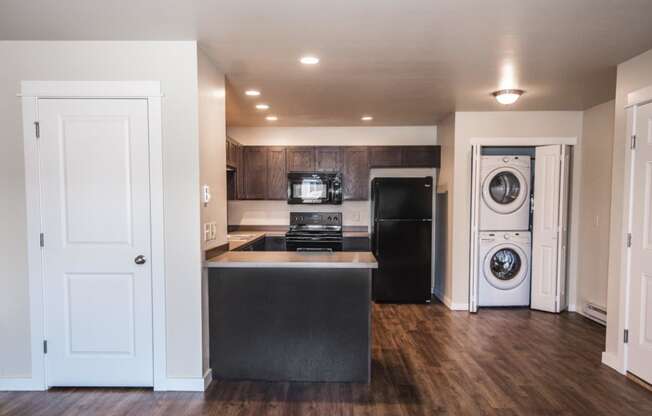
<box><xmin>480</xmin><ymin>155</ymin><xmax>531</xmax><ymax>231</ymax></box>
<box><xmin>478</xmin><ymin>231</ymin><xmax>531</xmax><ymax>306</ymax></box>
<box><xmin>478</xmin><ymin>155</ymin><xmax>532</xmax><ymax>306</ymax></box>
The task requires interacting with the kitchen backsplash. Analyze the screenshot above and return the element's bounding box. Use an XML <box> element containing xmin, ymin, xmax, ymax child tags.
<box><xmin>227</xmin><ymin>200</ymin><xmax>370</xmax><ymax>227</ymax></box>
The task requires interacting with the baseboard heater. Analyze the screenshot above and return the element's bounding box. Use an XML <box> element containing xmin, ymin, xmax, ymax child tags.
<box><xmin>583</xmin><ymin>303</ymin><xmax>607</xmax><ymax>326</ymax></box>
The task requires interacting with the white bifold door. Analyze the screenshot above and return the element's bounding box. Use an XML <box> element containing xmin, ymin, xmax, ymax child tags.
<box><xmin>628</xmin><ymin>102</ymin><xmax>652</xmax><ymax>384</ymax></box>
<box><xmin>38</xmin><ymin>99</ymin><xmax>153</xmax><ymax>386</ymax></box>
<box><xmin>531</xmin><ymin>145</ymin><xmax>570</xmax><ymax>313</ymax></box>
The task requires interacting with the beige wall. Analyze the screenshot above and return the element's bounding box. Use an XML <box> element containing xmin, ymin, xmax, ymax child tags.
<box><xmin>433</xmin><ymin>114</ymin><xmax>455</xmax><ymax>306</ymax></box>
<box><xmin>577</xmin><ymin>100</ymin><xmax>615</xmax><ymax>315</ymax></box>
<box><xmin>0</xmin><ymin>41</ymin><xmax>204</xmax><ymax>382</ymax></box>
<box><xmin>605</xmin><ymin>48</ymin><xmax>652</xmax><ymax>363</ymax></box>
<box><xmin>447</xmin><ymin>111</ymin><xmax>584</xmax><ymax>308</ymax></box>
<box><xmin>197</xmin><ymin>48</ymin><xmax>227</xmax><ymax>377</ymax></box>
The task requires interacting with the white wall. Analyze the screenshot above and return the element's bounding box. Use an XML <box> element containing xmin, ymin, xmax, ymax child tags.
<box><xmin>577</xmin><ymin>100</ymin><xmax>614</xmax><ymax>316</ymax></box>
<box><xmin>0</xmin><ymin>41</ymin><xmax>203</xmax><ymax>384</ymax></box>
<box><xmin>446</xmin><ymin>111</ymin><xmax>584</xmax><ymax>308</ymax></box>
<box><xmin>605</xmin><ymin>47</ymin><xmax>652</xmax><ymax>367</ymax></box>
<box><xmin>433</xmin><ymin>114</ymin><xmax>455</xmax><ymax>307</ymax></box>
<box><xmin>226</xmin><ymin>126</ymin><xmax>438</xmax><ymax>227</ymax></box>
<box><xmin>197</xmin><ymin>48</ymin><xmax>227</xmax><ymax>379</ymax></box>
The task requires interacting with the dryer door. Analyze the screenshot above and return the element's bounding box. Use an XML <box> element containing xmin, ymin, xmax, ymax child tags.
<box><xmin>483</xmin><ymin>244</ymin><xmax>529</xmax><ymax>290</ymax></box>
<box><xmin>482</xmin><ymin>167</ymin><xmax>529</xmax><ymax>214</ymax></box>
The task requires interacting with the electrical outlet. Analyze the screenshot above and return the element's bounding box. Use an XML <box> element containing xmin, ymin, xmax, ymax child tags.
<box><xmin>203</xmin><ymin>223</ymin><xmax>211</xmax><ymax>242</ymax></box>
<box><xmin>352</xmin><ymin>211</ymin><xmax>360</xmax><ymax>221</ymax></box>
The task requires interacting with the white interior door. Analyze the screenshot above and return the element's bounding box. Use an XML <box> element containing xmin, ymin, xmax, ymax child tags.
<box><xmin>531</xmin><ymin>145</ymin><xmax>569</xmax><ymax>313</ymax></box>
<box><xmin>39</xmin><ymin>98</ymin><xmax>153</xmax><ymax>387</ymax></box>
<box><xmin>628</xmin><ymin>102</ymin><xmax>652</xmax><ymax>384</ymax></box>
<box><xmin>469</xmin><ymin>144</ymin><xmax>482</xmax><ymax>312</ymax></box>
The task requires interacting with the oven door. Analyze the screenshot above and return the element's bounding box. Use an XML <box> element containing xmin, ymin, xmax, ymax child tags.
<box><xmin>287</xmin><ymin>174</ymin><xmax>330</xmax><ymax>204</ymax></box>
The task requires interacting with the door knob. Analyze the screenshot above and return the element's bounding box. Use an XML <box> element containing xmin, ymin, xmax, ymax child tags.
<box><xmin>134</xmin><ymin>255</ymin><xmax>147</xmax><ymax>265</ymax></box>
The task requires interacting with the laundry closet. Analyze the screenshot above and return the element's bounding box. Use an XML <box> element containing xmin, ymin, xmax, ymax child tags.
<box><xmin>469</xmin><ymin>144</ymin><xmax>571</xmax><ymax>313</ymax></box>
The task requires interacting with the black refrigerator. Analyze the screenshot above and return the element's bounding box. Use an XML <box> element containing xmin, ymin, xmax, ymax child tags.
<box><xmin>371</xmin><ymin>177</ymin><xmax>433</xmax><ymax>303</ymax></box>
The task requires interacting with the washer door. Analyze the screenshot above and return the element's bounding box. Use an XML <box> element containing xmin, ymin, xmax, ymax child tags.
<box><xmin>482</xmin><ymin>167</ymin><xmax>528</xmax><ymax>214</ymax></box>
<box><xmin>483</xmin><ymin>243</ymin><xmax>529</xmax><ymax>290</ymax></box>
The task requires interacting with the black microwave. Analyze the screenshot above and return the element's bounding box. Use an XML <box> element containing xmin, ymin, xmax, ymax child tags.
<box><xmin>287</xmin><ymin>172</ymin><xmax>342</xmax><ymax>205</ymax></box>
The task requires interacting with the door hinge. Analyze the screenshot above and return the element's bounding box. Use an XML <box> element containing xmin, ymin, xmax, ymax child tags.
<box><xmin>624</xmin><ymin>329</ymin><xmax>629</xmax><ymax>344</ymax></box>
<box><xmin>43</xmin><ymin>340</ymin><xmax>48</xmax><ymax>354</ymax></box>
<box><xmin>627</xmin><ymin>233</ymin><xmax>632</xmax><ymax>248</ymax></box>
<box><xmin>631</xmin><ymin>134</ymin><xmax>637</xmax><ymax>149</ymax></box>
<box><xmin>34</xmin><ymin>121</ymin><xmax>40</xmax><ymax>139</ymax></box>
<box><xmin>39</xmin><ymin>233</ymin><xmax>44</xmax><ymax>248</ymax></box>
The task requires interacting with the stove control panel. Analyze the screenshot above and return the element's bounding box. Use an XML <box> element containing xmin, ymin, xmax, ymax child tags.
<box><xmin>289</xmin><ymin>212</ymin><xmax>342</xmax><ymax>226</ymax></box>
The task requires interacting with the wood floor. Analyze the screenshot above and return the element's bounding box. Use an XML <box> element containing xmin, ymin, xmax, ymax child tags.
<box><xmin>2</xmin><ymin>302</ymin><xmax>652</xmax><ymax>416</ymax></box>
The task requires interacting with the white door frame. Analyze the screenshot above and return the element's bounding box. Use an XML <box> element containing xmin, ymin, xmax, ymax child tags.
<box><xmin>20</xmin><ymin>81</ymin><xmax>166</xmax><ymax>390</ymax></box>
<box><xmin>468</xmin><ymin>136</ymin><xmax>579</xmax><ymax>313</ymax></box>
<box><xmin>608</xmin><ymin>85</ymin><xmax>652</xmax><ymax>375</ymax></box>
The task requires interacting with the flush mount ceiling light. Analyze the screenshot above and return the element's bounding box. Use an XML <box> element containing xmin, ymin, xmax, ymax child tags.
<box><xmin>255</xmin><ymin>103</ymin><xmax>270</xmax><ymax>110</ymax></box>
<box><xmin>266</xmin><ymin>115</ymin><xmax>278</xmax><ymax>121</ymax></box>
<box><xmin>492</xmin><ymin>89</ymin><xmax>525</xmax><ymax>105</ymax></box>
<box><xmin>361</xmin><ymin>115</ymin><xmax>373</xmax><ymax>121</ymax></box>
<box><xmin>245</xmin><ymin>89</ymin><xmax>261</xmax><ymax>96</ymax></box>
<box><xmin>299</xmin><ymin>55</ymin><xmax>320</xmax><ymax>65</ymax></box>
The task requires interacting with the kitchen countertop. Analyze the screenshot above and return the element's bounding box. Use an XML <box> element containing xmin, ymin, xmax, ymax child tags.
<box><xmin>227</xmin><ymin>229</ymin><xmax>369</xmax><ymax>251</ymax></box>
<box><xmin>205</xmin><ymin>251</ymin><xmax>378</xmax><ymax>269</ymax></box>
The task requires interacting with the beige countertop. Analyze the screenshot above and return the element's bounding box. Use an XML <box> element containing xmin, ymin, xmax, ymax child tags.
<box><xmin>206</xmin><ymin>251</ymin><xmax>378</xmax><ymax>269</ymax></box>
<box><xmin>227</xmin><ymin>229</ymin><xmax>369</xmax><ymax>251</ymax></box>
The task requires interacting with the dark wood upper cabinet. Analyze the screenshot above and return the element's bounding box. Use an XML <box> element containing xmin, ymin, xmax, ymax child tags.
<box><xmin>266</xmin><ymin>147</ymin><xmax>287</xmax><ymax>200</ymax></box>
<box><xmin>242</xmin><ymin>146</ymin><xmax>268</xmax><ymax>199</ymax></box>
<box><xmin>401</xmin><ymin>146</ymin><xmax>441</xmax><ymax>168</ymax></box>
<box><xmin>315</xmin><ymin>147</ymin><xmax>342</xmax><ymax>172</ymax></box>
<box><xmin>369</xmin><ymin>146</ymin><xmax>402</xmax><ymax>167</ymax></box>
<box><xmin>287</xmin><ymin>147</ymin><xmax>315</xmax><ymax>172</ymax></box>
<box><xmin>341</xmin><ymin>147</ymin><xmax>369</xmax><ymax>200</ymax></box>
<box><xmin>226</xmin><ymin>137</ymin><xmax>240</xmax><ymax>168</ymax></box>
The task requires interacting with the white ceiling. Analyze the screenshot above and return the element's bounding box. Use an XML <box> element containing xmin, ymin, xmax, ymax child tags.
<box><xmin>2</xmin><ymin>0</ymin><xmax>652</xmax><ymax>126</ymax></box>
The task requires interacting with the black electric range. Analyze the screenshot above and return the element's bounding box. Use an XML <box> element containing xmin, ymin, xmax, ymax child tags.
<box><xmin>285</xmin><ymin>212</ymin><xmax>343</xmax><ymax>252</ymax></box>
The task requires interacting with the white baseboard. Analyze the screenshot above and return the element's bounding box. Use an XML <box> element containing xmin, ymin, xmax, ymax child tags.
<box><xmin>601</xmin><ymin>352</ymin><xmax>625</xmax><ymax>374</ymax></box>
<box><xmin>203</xmin><ymin>368</ymin><xmax>213</xmax><ymax>390</ymax></box>
<box><xmin>433</xmin><ymin>288</ymin><xmax>469</xmax><ymax>311</ymax></box>
<box><xmin>0</xmin><ymin>377</ymin><xmax>45</xmax><ymax>391</ymax></box>
<box><xmin>157</xmin><ymin>370</ymin><xmax>212</xmax><ymax>392</ymax></box>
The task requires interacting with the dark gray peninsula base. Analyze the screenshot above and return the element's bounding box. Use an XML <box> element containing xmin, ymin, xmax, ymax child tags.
<box><xmin>206</xmin><ymin>252</ymin><xmax>377</xmax><ymax>383</ymax></box>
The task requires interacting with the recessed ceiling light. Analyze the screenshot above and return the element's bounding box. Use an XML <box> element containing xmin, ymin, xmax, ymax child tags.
<box><xmin>300</xmin><ymin>56</ymin><xmax>320</xmax><ymax>65</ymax></box>
<box><xmin>266</xmin><ymin>115</ymin><xmax>278</xmax><ymax>121</ymax></box>
<box><xmin>255</xmin><ymin>104</ymin><xmax>270</xmax><ymax>110</ymax></box>
<box><xmin>492</xmin><ymin>89</ymin><xmax>524</xmax><ymax>105</ymax></box>
<box><xmin>245</xmin><ymin>89</ymin><xmax>261</xmax><ymax>96</ymax></box>
<box><xmin>361</xmin><ymin>116</ymin><xmax>373</xmax><ymax>121</ymax></box>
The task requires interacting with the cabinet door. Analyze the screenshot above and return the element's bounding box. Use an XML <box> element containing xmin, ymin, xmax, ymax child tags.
<box><xmin>267</xmin><ymin>147</ymin><xmax>287</xmax><ymax>200</ymax></box>
<box><xmin>226</xmin><ymin>138</ymin><xmax>238</xmax><ymax>168</ymax></box>
<box><xmin>287</xmin><ymin>146</ymin><xmax>315</xmax><ymax>171</ymax></box>
<box><xmin>243</xmin><ymin>147</ymin><xmax>268</xmax><ymax>199</ymax></box>
<box><xmin>315</xmin><ymin>146</ymin><xmax>342</xmax><ymax>172</ymax></box>
<box><xmin>342</xmin><ymin>147</ymin><xmax>369</xmax><ymax>200</ymax></box>
<box><xmin>401</xmin><ymin>146</ymin><xmax>440</xmax><ymax>167</ymax></box>
<box><xmin>369</xmin><ymin>146</ymin><xmax>402</xmax><ymax>167</ymax></box>
<box><xmin>236</xmin><ymin>145</ymin><xmax>245</xmax><ymax>199</ymax></box>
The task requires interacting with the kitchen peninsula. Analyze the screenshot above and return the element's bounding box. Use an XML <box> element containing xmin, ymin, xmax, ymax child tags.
<box><xmin>205</xmin><ymin>250</ymin><xmax>377</xmax><ymax>383</ymax></box>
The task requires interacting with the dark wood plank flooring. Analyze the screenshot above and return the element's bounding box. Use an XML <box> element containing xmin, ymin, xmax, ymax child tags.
<box><xmin>2</xmin><ymin>302</ymin><xmax>651</xmax><ymax>415</ymax></box>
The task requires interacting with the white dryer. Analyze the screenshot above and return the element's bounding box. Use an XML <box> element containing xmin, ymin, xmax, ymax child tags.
<box><xmin>478</xmin><ymin>231</ymin><xmax>531</xmax><ymax>307</ymax></box>
<box><xmin>479</xmin><ymin>155</ymin><xmax>531</xmax><ymax>231</ymax></box>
